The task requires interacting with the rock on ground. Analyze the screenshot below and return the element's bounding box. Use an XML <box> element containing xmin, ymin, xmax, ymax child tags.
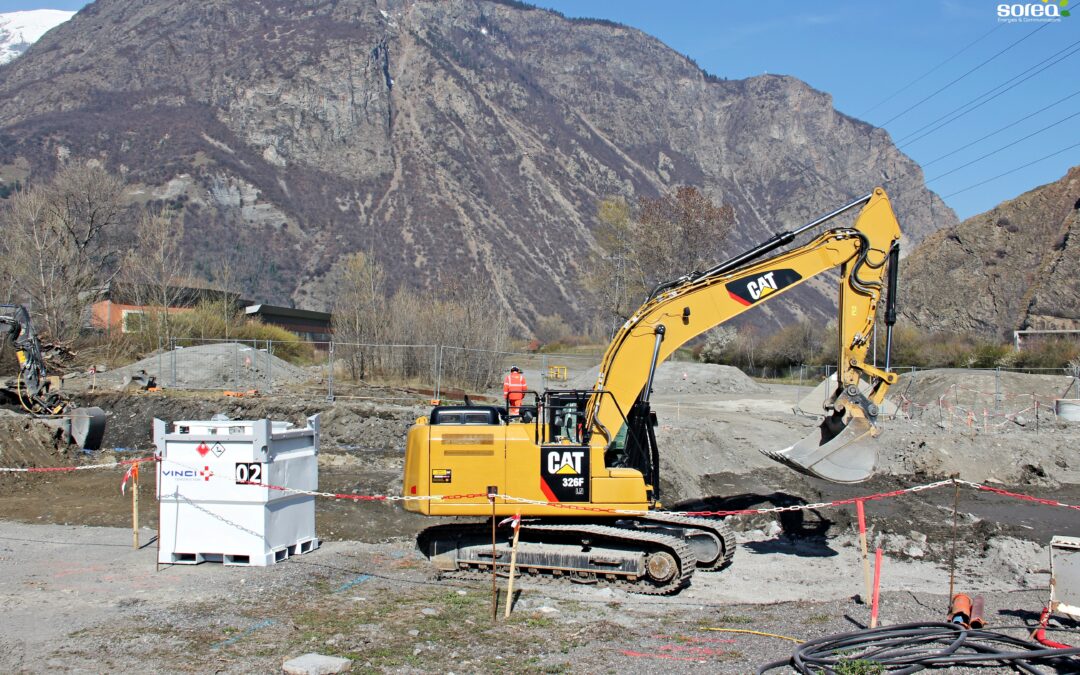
<box><xmin>282</xmin><ymin>653</ymin><xmax>352</xmax><ymax>675</ymax></box>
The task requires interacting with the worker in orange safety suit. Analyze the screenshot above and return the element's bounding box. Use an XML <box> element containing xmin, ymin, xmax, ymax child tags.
<box><xmin>503</xmin><ymin>365</ymin><xmax>527</xmax><ymax>416</ymax></box>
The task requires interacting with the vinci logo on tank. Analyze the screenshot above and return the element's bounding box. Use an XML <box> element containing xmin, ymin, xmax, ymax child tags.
<box><xmin>998</xmin><ymin>0</ymin><xmax>1070</xmax><ymax>22</ymax></box>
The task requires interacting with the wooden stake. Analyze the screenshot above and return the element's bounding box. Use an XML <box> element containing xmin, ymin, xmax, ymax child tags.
<box><xmin>856</xmin><ymin>500</ymin><xmax>873</xmax><ymax>605</ymax></box>
<box><xmin>504</xmin><ymin>512</ymin><xmax>522</xmax><ymax>619</ymax></box>
<box><xmin>131</xmin><ymin>462</ymin><xmax>140</xmax><ymax>549</ymax></box>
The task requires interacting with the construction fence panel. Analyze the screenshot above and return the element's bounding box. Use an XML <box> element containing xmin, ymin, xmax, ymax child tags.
<box><xmin>433</xmin><ymin>348</ymin><xmax>603</xmax><ymax>405</ymax></box>
<box><xmin>153</xmin><ymin>336</ymin><xmax>1080</xmax><ymax>426</ymax></box>
<box><xmin>891</xmin><ymin>366</ymin><xmax>1079</xmax><ymax>432</ymax></box>
<box><xmin>266</xmin><ymin>340</ymin><xmax>332</xmax><ymax>399</ymax></box>
<box><xmin>165</xmin><ymin>338</ymin><xmax>274</xmax><ymax>392</ymax></box>
<box><xmin>330</xmin><ymin>342</ymin><xmax>440</xmax><ymax>403</ymax></box>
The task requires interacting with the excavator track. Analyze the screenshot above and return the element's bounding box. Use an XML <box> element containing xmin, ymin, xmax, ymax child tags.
<box><xmin>419</xmin><ymin>521</ymin><xmax>695</xmax><ymax>595</ymax></box>
<box><xmin>633</xmin><ymin>513</ymin><xmax>736</xmax><ymax>571</ymax></box>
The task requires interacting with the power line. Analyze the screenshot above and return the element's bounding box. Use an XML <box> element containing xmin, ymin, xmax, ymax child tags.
<box><xmin>897</xmin><ymin>38</ymin><xmax>1080</xmax><ymax>147</ymax></box>
<box><xmin>921</xmin><ymin>87</ymin><xmax>1080</xmax><ymax>169</ymax></box>
<box><xmin>859</xmin><ymin>24</ymin><xmax>1004</xmax><ymax>118</ymax></box>
<box><xmin>878</xmin><ymin>23</ymin><xmax>1049</xmax><ymax>128</ymax></box>
<box><xmin>942</xmin><ymin>139</ymin><xmax>1080</xmax><ymax>197</ymax></box>
<box><xmin>926</xmin><ymin>109</ymin><xmax>1080</xmax><ymax>183</ymax></box>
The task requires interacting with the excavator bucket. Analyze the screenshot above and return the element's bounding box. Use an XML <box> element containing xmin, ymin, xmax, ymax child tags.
<box><xmin>761</xmin><ymin>389</ymin><xmax>879</xmax><ymax>483</ymax></box>
<box><xmin>69</xmin><ymin>406</ymin><xmax>107</xmax><ymax>451</ymax></box>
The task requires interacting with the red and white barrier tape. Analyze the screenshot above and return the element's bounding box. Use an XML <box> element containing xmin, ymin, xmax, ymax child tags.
<box><xmin>0</xmin><ymin>456</ymin><xmax>154</xmax><ymax>473</ymax></box>
<box><xmin>492</xmin><ymin>480</ymin><xmax>959</xmax><ymax>517</ymax></box>
<box><xmin>6</xmin><ymin>455</ymin><xmax>1080</xmax><ymax>519</ymax></box>
<box><xmin>955</xmin><ymin>479</ymin><xmax>1080</xmax><ymax>512</ymax></box>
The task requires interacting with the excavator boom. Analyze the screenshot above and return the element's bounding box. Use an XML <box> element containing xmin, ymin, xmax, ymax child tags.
<box><xmin>587</xmin><ymin>188</ymin><xmax>901</xmax><ymax>483</ymax></box>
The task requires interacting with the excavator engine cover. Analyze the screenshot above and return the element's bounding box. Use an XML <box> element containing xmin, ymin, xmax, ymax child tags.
<box><xmin>762</xmin><ymin>388</ymin><xmax>879</xmax><ymax>483</ymax></box>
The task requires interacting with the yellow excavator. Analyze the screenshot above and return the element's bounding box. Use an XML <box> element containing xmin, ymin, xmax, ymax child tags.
<box><xmin>404</xmin><ymin>188</ymin><xmax>902</xmax><ymax>594</ymax></box>
<box><xmin>1</xmin><ymin>304</ymin><xmax>107</xmax><ymax>450</ymax></box>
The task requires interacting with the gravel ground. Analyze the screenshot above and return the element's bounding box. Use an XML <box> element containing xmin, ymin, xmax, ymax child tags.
<box><xmin>2</xmin><ymin>520</ymin><xmax>1073</xmax><ymax>674</ymax></box>
<box><xmin>1</xmin><ymin>369</ymin><xmax>1079</xmax><ymax>672</ymax></box>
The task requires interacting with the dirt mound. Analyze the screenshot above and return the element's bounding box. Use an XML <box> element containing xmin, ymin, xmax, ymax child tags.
<box><xmin>0</xmin><ymin>411</ymin><xmax>73</xmax><ymax>468</ymax></box>
<box><xmin>891</xmin><ymin>368</ymin><xmax>1076</xmax><ymax>416</ymax></box>
<box><xmin>63</xmin><ymin>343</ymin><xmax>312</xmax><ymax>391</ymax></box>
<box><xmin>75</xmin><ymin>391</ymin><xmax>422</xmax><ymax>453</ymax></box>
<box><xmin>569</xmin><ymin>362</ymin><xmax>764</xmax><ymax>396</ymax></box>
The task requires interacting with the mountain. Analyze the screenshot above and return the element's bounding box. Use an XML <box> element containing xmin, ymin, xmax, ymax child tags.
<box><xmin>901</xmin><ymin>165</ymin><xmax>1080</xmax><ymax>338</ymax></box>
<box><xmin>0</xmin><ymin>9</ymin><xmax>74</xmax><ymax>64</ymax></box>
<box><xmin>0</xmin><ymin>0</ymin><xmax>956</xmax><ymax>335</ymax></box>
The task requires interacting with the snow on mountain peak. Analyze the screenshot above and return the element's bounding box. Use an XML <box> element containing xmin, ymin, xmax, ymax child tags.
<box><xmin>0</xmin><ymin>9</ymin><xmax>75</xmax><ymax>65</ymax></box>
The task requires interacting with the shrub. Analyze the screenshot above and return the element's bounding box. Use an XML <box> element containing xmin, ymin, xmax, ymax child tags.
<box><xmin>701</xmin><ymin>322</ymin><xmax>1079</xmax><ymax>371</ymax></box>
<box><xmin>1012</xmin><ymin>337</ymin><xmax>1080</xmax><ymax>369</ymax></box>
<box><xmin>233</xmin><ymin>321</ymin><xmax>315</xmax><ymax>364</ymax></box>
<box><xmin>155</xmin><ymin>301</ymin><xmax>314</xmax><ymax>364</ymax></box>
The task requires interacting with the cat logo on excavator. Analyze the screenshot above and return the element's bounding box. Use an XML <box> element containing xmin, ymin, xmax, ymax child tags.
<box><xmin>548</xmin><ymin>450</ymin><xmax>584</xmax><ymax>475</ymax></box>
<box><xmin>727</xmin><ymin>269</ymin><xmax>802</xmax><ymax>306</ymax></box>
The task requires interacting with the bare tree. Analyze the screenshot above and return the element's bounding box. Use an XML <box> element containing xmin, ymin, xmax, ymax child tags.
<box><xmin>0</xmin><ymin>162</ymin><xmax>125</xmax><ymax>341</ymax></box>
<box><xmin>589</xmin><ymin>186</ymin><xmax>735</xmax><ymax>332</ymax></box>
<box><xmin>332</xmin><ymin>251</ymin><xmax>386</xmax><ymax>380</ymax></box>
<box><xmin>119</xmin><ymin>207</ymin><xmax>186</xmax><ymax>347</ymax></box>
<box><xmin>585</xmin><ymin>197</ymin><xmax>636</xmax><ymax>338</ymax></box>
<box><xmin>632</xmin><ymin>185</ymin><xmax>735</xmax><ymax>290</ymax></box>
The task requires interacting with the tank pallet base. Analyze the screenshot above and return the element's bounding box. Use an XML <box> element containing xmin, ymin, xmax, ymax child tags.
<box><xmin>160</xmin><ymin>537</ymin><xmax>319</xmax><ymax>566</ymax></box>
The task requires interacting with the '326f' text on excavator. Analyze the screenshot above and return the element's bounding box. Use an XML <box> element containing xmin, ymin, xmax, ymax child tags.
<box><xmin>403</xmin><ymin>188</ymin><xmax>903</xmax><ymax>594</ymax></box>
<box><xmin>0</xmin><ymin>304</ymin><xmax>107</xmax><ymax>450</ymax></box>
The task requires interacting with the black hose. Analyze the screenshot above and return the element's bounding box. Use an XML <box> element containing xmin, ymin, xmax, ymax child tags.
<box><xmin>757</xmin><ymin>622</ymin><xmax>1080</xmax><ymax>674</ymax></box>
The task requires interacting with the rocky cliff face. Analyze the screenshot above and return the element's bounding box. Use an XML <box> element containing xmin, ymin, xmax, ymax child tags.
<box><xmin>901</xmin><ymin>165</ymin><xmax>1080</xmax><ymax>338</ymax></box>
<box><xmin>0</xmin><ymin>0</ymin><xmax>955</xmax><ymax>334</ymax></box>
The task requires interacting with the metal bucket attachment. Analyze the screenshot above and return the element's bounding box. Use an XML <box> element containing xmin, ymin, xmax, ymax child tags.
<box><xmin>761</xmin><ymin>393</ymin><xmax>879</xmax><ymax>483</ymax></box>
<box><xmin>69</xmin><ymin>406</ymin><xmax>107</xmax><ymax>450</ymax></box>
<box><xmin>120</xmin><ymin>369</ymin><xmax>156</xmax><ymax>391</ymax></box>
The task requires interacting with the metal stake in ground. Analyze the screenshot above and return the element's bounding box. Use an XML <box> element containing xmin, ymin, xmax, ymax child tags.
<box><xmin>870</xmin><ymin>547</ymin><xmax>883</xmax><ymax>628</ymax></box>
<box><xmin>948</xmin><ymin>476</ymin><xmax>960</xmax><ymax>610</ymax></box>
<box><xmin>856</xmin><ymin>500</ymin><xmax>873</xmax><ymax>605</ymax></box>
<box><xmin>488</xmin><ymin>485</ymin><xmax>498</xmax><ymax>622</ymax></box>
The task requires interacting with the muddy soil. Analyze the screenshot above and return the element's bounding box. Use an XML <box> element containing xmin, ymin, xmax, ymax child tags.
<box><xmin>1</xmin><ymin>370</ymin><xmax>1079</xmax><ymax>672</ymax></box>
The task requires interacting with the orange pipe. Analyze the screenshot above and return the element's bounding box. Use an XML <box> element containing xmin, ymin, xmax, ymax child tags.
<box><xmin>949</xmin><ymin>594</ymin><xmax>972</xmax><ymax>626</ymax></box>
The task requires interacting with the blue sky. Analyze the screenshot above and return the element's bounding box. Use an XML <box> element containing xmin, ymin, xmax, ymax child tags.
<box><xmin>3</xmin><ymin>0</ymin><xmax>1077</xmax><ymax>220</ymax></box>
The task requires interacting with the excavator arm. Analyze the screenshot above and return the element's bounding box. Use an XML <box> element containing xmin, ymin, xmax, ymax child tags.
<box><xmin>1</xmin><ymin>304</ymin><xmax>53</xmax><ymax>408</ymax></box>
<box><xmin>586</xmin><ymin>188</ymin><xmax>902</xmax><ymax>484</ymax></box>
<box><xmin>1</xmin><ymin>304</ymin><xmax>107</xmax><ymax>450</ymax></box>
